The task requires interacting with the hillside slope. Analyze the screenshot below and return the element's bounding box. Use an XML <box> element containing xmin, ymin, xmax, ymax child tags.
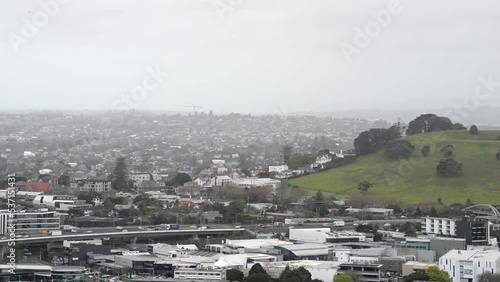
<box><xmin>289</xmin><ymin>130</ymin><xmax>500</xmax><ymax>204</ymax></box>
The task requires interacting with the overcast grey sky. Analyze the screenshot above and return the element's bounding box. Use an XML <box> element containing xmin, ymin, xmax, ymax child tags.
<box><xmin>1</xmin><ymin>0</ymin><xmax>500</xmax><ymax>114</ymax></box>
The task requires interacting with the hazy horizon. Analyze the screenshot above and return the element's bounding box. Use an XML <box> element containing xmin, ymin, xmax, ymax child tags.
<box><xmin>2</xmin><ymin>0</ymin><xmax>500</xmax><ymax>114</ymax></box>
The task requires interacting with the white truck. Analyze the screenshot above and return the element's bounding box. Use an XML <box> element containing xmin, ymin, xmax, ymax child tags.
<box><xmin>332</xmin><ymin>220</ymin><xmax>345</xmax><ymax>227</ymax></box>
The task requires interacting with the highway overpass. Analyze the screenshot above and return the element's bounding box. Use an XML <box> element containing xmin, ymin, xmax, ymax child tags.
<box><xmin>0</xmin><ymin>228</ymin><xmax>245</xmax><ymax>245</ymax></box>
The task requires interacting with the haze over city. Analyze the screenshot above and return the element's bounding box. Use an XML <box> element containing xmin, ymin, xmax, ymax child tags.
<box><xmin>1</xmin><ymin>0</ymin><xmax>500</xmax><ymax>113</ymax></box>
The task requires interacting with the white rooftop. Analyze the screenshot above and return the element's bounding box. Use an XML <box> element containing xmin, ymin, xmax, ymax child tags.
<box><xmin>225</xmin><ymin>239</ymin><xmax>293</xmax><ymax>249</ymax></box>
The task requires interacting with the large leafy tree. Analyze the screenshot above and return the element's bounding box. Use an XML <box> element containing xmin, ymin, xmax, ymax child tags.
<box><xmin>425</xmin><ymin>266</ymin><xmax>451</xmax><ymax>282</ymax></box>
<box><xmin>469</xmin><ymin>125</ymin><xmax>479</xmax><ymax>134</ymax></box>
<box><xmin>436</xmin><ymin>158</ymin><xmax>463</xmax><ymax>177</ymax></box>
<box><xmin>421</xmin><ymin>145</ymin><xmax>431</xmax><ymax>157</ymax></box>
<box><xmin>403</xmin><ymin>270</ymin><xmax>428</xmax><ymax>282</ymax></box>
<box><xmin>166</xmin><ymin>172</ymin><xmax>191</xmax><ymax>186</ymax></box>
<box><xmin>406</xmin><ymin>114</ymin><xmax>458</xmax><ymax>135</ymax></box>
<box><xmin>384</xmin><ymin>140</ymin><xmax>415</xmax><ymax>159</ymax></box>
<box><xmin>354</xmin><ymin>125</ymin><xmax>401</xmax><ymax>156</ymax></box>
<box><xmin>334</xmin><ymin>274</ymin><xmax>353</xmax><ymax>282</ymax></box>
<box><xmin>245</xmin><ymin>264</ymin><xmax>272</xmax><ymax>282</ymax></box>
<box><xmin>440</xmin><ymin>144</ymin><xmax>454</xmax><ymax>158</ymax></box>
<box><xmin>111</xmin><ymin>157</ymin><xmax>130</xmax><ymax>191</ymax></box>
<box><xmin>358</xmin><ymin>180</ymin><xmax>373</xmax><ymax>195</ymax></box>
<box><xmin>227</xmin><ymin>269</ymin><xmax>244</xmax><ymax>282</ymax></box>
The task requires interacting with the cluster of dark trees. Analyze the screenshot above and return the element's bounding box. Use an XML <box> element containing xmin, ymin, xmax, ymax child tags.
<box><xmin>227</xmin><ymin>263</ymin><xmax>323</xmax><ymax>282</ymax></box>
<box><xmin>436</xmin><ymin>145</ymin><xmax>463</xmax><ymax>177</ymax></box>
<box><xmin>384</xmin><ymin>140</ymin><xmax>415</xmax><ymax>159</ymax></box>
<box><xmin>354</xmin><ymin>114</ymin><xmax>466</xmax><ymax>157</ymax></box>
<box><xmin>405</xmin><ymin>114</ymin><xmax>465</xmax><ymax>135</ymax></box>
<box><xmin>353</xmin><ymin>125</ymin><xmax>402</xmax><ymax>155</ymax></box>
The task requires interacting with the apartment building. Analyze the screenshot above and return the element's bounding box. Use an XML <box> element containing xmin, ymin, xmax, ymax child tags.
<box><xmin>421</xmin><ymin>217</ymin><xmax>490</xmax><ymax>245</ymax></box>
<box><xmin>70</xmin><ymin>179</ymin><xmax>111</xmax><ymax>192</ymax></box>
<box><xmin>0</xmin><ymin>209</ymin><xmax>60</xmax><ymax>234</ymax></box>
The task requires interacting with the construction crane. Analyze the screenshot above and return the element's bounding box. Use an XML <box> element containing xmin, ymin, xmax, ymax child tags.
<box><xmin>177</xmin><ymin>103</ymin><xmax>203</xmax><ymax>113</ymax></box>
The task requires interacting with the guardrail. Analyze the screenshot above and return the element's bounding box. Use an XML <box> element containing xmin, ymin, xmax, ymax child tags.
<box><xmin>0</xmin><ymin>228</ymin><xmax>245</xmax><ymax>245</ymax></box>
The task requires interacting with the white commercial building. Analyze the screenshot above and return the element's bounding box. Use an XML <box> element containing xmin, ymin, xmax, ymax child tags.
<box><xmin>439</xmin><ymin>248</ymin><xmax>500</xmax><ymax>282</ymax></box>
<box><xmin>268</xmin><ymin>165</ymin><xmax>289</xmax><ymax>173</ymax></box>
<box><xmin>264</xmin><ymin>260</ymin><xmax>341</xmax><ymax>282</ymax></box>
<box><xmin>174</xmin><ymin>268</ymin><xmax>226</xmax><ymax>280</ymax></box>
<box><xmin>231</xmin><ymin>178</ymin><xmax>282</xmax><ymax>189</ymax></box>
<box><xmin>33</xmin><ymin>195</ymin><xmax>92</xmax><ymax>211</ymax></box>
<box><xmin>289</xmin><ymin>228</ymin><xmax>366</xmax><ymax>244</ymax></box>
<box><xmin>0</xmin><ymin>209</ymin><xmax>60</xmax><ymax>234</ymax></box>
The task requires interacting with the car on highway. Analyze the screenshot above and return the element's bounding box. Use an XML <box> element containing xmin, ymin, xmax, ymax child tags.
<box><xmin>146</xmin><ymin>227</ymin><xmax>154</xmax><ymax>231</ymax></box>
<box><xmin>116</xmin><ymin>226</ymin><xmax>123</xmax><ymax>230</ymax></box>
<box><xmin>190</xmin><ymin>225</ymin><xmax>197</xmax><ymax>229</ymax></box>
<box><xmin>234</xmin><ymin>225</ymin><xmax>241</xmax><ymax>228</ymax></box>
<box><xmin>138</xmin><ymin>226</ymin><xmax>144</xmax><ymax>230</ymax></box>
<box><xmin>71</xmin><ymin>229</ymin><xmax>77</xmax><ymax>233</ymax></box>
<box><xmin>122</xmin><ymin>229</ymin><xmax>128</xmax><ymax>232</ymax></box>
<box><xmin>86</xmin><ymin>230</ymin><xmax>93</xmax><ymax>233</ymax></box>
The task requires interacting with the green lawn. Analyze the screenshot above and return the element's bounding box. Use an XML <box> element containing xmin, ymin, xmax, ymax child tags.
<box><xmin>289</xmin><ymin>130</ymin><xmax>500</xmax><ymax>205</ymax></box>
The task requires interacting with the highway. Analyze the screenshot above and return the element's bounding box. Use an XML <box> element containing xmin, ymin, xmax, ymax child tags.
<box><xmin>0</xmin><ymin>228</ymin><xmax>245</xmax><ymax>246</ymax></box>
<box><xmin>1</xmin><ymin>218</ymin><xmax>421</xmax><ymax>245</ymax></box>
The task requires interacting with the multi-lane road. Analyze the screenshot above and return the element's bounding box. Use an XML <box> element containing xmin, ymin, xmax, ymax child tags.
<box><xmin>1</xmin><ymin>218</ymin><xmax>421</xmax><ymax>246</ymax></box>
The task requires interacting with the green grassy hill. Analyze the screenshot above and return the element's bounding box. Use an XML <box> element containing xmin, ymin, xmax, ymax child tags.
<box><xmin>289</xmin><ymin>130</ymin><xmax>500</xmax><ymax>205</ymax></box>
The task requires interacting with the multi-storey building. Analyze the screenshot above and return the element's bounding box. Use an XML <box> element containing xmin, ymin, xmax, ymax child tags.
<box><xmin>421</xmin><ymin>217</ymin><xmax>490</xmax><ymax>245</ymax></box>
<box><xmin>70</xmin><ymin>179</ymin><xmax>111</xmax><ymax>192</ymax></box>
<box><xmin>0</xmin><ymin>209</ymin><xmax>60</xmax><ymax>234</ymax></box>
<box><xmin>439</xmin><ymin>248</ymin><xmax>500</xmax><ymax>282</ymax></box>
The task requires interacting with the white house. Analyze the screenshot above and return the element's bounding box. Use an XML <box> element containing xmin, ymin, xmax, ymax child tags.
<box><xmin>210</xmin><ymin>176</ymin><xmax>232</xmax><ymax>187</ymax></box>
<box><xmin>269</xmin><ymin>165</ymin><xmax>289</xmax><ymax>173</ymax></box>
